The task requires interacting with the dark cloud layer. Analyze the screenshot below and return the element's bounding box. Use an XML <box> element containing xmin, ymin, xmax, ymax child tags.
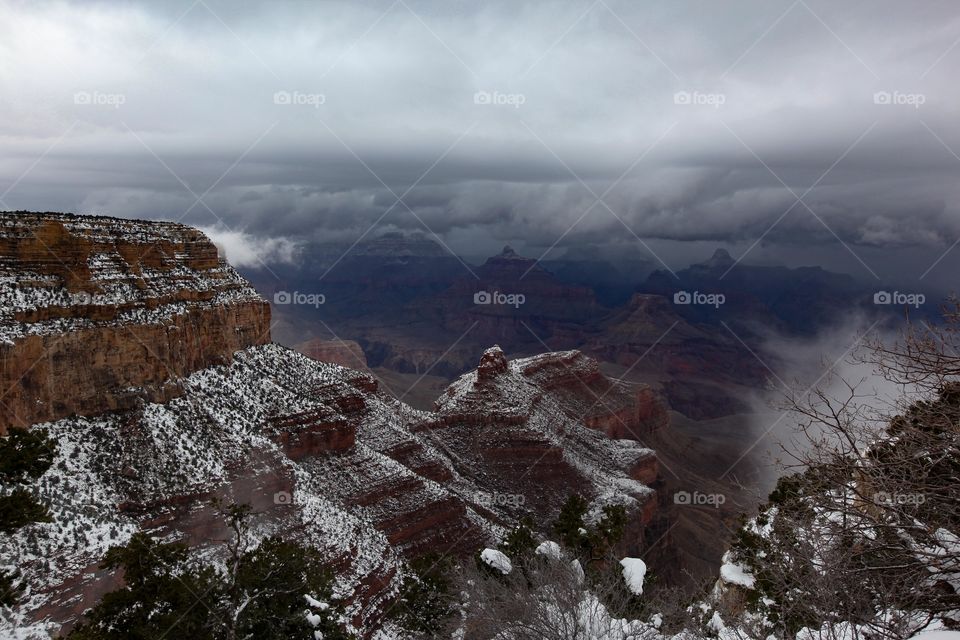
<box><xmin>1</xmin><ymin>0</ymin><xmax>959</xmax><ymax>288</ymax></box>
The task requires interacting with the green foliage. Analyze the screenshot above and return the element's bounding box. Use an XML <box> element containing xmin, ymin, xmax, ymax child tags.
<box><xmin>0</xmin><ymin>569</ymin><xmax>24</xmax><ymax>607</ymax></box>
<box><xmin>587</xmin><ymin>505</ymin><xmax>627</xmax><ymax>556</ymax></box>
<box><xmin>389</xmin><ymin>553</ymin><xmax>456</xmax><ymax>636</ymax></box>
<box><xmin>0</xmin><ymin>488</ymin><xmax>52</xmax><ymax>533</ymax></box>
<box><xmin>553</xmin><ymin>496</ymin><xmax>629</xmax><ymax>562</ymax></box>
<box><xmin>553</xmin><ymin>494</ymin><xmax>590</xmax><ymax>551</ymax></box>
<box><xmin>499</xmin><ymin>517</ymin><xmax>537</xmax><ymax>563</ymax></box>
<box><xmin>767</xmin><ymin>473</ymin><xmax>805</xmax><ymax>506</ymax></box>
<box><xmin>230</xmin><ymin>536</ymin><xmax>349</xmax><ymax>640</ymax></box>
<box><xmin>0</xmin><ymin>428</ymin><xmax>56</xmax><ymax>560</ymax></box>
<box><xmin>69</xmin><ymin>510</ymin><xmax>354</xmax><ymax>640</ymax></box>
<box><xmin>0</xmin><ymin>427</ymin><xmax>56</xmax><ymax>483</ymax></box>
<box><xmin>69</xmin><ymin>533</ymin><xmax>220</xmax><ymax>640</ymax></box>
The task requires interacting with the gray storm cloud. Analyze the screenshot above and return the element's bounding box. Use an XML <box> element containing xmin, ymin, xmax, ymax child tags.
<box><xmin>1</xmin><ymin>0</ymin><xmax>959</xmax><ymax>284</ymax></box>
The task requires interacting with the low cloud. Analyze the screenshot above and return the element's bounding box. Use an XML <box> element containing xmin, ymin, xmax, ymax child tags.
<box><xmin>201</xmin><ymin>227</ymin><xmax>299</xmax><ymax>269</ymax></box>
<box><xmin>1</xmin><ymin>0</ymin><xmax>958</xmax><ymax>284</ymax></box>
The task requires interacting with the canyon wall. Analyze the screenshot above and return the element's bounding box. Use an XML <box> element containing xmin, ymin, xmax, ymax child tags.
<box><xmin>0</xmin><ymin>212</ymin><xmax>271</xmax><ymax>432</ymax></box>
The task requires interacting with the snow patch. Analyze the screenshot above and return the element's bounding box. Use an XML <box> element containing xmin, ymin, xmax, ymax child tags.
<box><xmin>480</xmin><ymin>548</ymin><xmax>512</xmax><ymax>575</ymax></box>
<box><xmin>619</xmin><ymin>557</ymin><xmax>647</xmax><ymax>596</ymax></box>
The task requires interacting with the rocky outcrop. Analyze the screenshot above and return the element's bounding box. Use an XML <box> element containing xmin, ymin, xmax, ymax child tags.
<box><xmin>0</xmin><ymin>212</ymin><xmax>270</xmax><ymax>433</ymax></box>
<box><xmin>477</xmin><ymin>344</ymin><xmax>509</xmax><ymax>380</ymax></box>
<box><xmin>518</xmin><ymin>349</ymin><xmax>669</xmax><ymax>440</ymax></box>
<box><xmin>427</xmin><ymin>346</ymin><xmax>662</xmax><ymax>546</ymax></box>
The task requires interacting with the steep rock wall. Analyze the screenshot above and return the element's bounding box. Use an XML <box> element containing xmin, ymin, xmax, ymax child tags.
<box><xmin>0</xmin><ymin>212</ymin><xmax>270</xmax><ymax>432</ymax></box>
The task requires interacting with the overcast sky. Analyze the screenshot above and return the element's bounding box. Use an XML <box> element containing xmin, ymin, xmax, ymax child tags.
<box><xmin>1</xmin><ymin>0</ymin><xmax>959</xmax><ymax>289</ymax></box>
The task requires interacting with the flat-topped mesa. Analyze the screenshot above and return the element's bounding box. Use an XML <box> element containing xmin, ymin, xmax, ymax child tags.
<box><xmin>0</xmin><ymin>211</ymin><xmax>271</xmax><ymax>432</ymax></box>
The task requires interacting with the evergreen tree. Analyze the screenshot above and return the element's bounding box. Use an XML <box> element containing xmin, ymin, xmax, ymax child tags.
<box><xmin>499</xmin><ymin>517</ymin><xmax>537</xmax><ymax>560</ymax></box>
<box><xmin>587</xmin><ymin>504</ymin><xmax>628</xmax><ymax>558</ymax></box>
<box><xmin>552</xmin><ymin>494</ymin><xmax>589</xmax><ymax>552</ymax></box>
<box><xmin>0</xmin><ymin>427</ymin><xmax>56</xmax><ymax>482</ymax></box>
<box><xmin>69</xmin><ymin>533</ymin><xmax>220</xmax><ymax>640</ymax></box>
<box><xmin>0</xmin><ymin>427</ymin><xmax>56</xmax><ymax>606</ymax></box>
<box><xmin>0</xmin><ymin>488</ymin><xmax>53</xmax><ymax>533</ymax></box>
<box><xmin>389</xmin><ymin>553</ymin><xmax>456</xmax><ymax>636</ymax></box>
<box><xmin>69</xmin><ymin>506</ymin><xmax>354</xmax><ymax>639</ymax></box>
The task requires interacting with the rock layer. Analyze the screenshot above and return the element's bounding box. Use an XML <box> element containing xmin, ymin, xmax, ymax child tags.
<box><xmin>0</xmin><ymin>212</ymin><xmax>270</xmax><ymax>432</ymax></box>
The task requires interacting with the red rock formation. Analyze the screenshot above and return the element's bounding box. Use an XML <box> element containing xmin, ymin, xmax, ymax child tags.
<box><xmin>0</xmin><ymin>212</ymin><xmax>270</xmax><ymax>433</ymax></box>
<box><xmin>477</xmin><ymin>344</ymin><xmax>509</xmax><ymax>380</ymax></box>
<box><xmin>428</xmin><ymin>346</ymin><xmax>663</xmax><ymax>544</ymax></box>
<box><xmin>268</xmin><ymin>408</ymin><xmax>357</xmax><ymax>459</ymax></box>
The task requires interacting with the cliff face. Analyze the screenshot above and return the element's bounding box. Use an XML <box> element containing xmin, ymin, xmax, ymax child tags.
<box><xmin>0</xmin><ymin>212</ymin><xmax>271</xmax><ymax>432</ymax></box>
<box><xmin>0</xmin><ymin>213</ymin><xmax>663</xmax><ymax>639</ymax></box>
<box><xmin>427</xmin><ymin>346</ymin><xmax>662</xmax><ymax>556</ymax></box>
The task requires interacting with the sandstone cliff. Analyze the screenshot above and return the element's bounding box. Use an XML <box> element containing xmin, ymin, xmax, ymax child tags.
<box><xmin>0</xmin><ymin>212</ymin><xmax>271</xmax><ymax>432</ymax></box>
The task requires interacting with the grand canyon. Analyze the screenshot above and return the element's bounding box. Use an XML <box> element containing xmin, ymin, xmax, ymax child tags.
<box><xmin>2</xmin><ymin>2</ymin><xmax>959</xmax><ymax>639</ymax></box>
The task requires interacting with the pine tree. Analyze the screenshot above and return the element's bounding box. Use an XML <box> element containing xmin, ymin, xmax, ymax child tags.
<box><xmin>553</xmin><ymin>494</ymin><xmax>589</xmax><ymax>552</ymax></box>
<box><xmin>0</xmin><ymin>427</ymin><xmax>57</xmax><ymax>605</ymax></box>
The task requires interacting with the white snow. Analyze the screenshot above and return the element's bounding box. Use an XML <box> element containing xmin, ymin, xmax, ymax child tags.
<box><xmin>305</xmin><ymin>594</ymin><xmax>329</xmax><ymax>610</ymax></box>
<box><xmin>535</xmin><ymin>541</ymin><xmax>562</xmax><ymax>560</ymax></box>
<box><xmin>719</xmin><ymin>551</ymin><xmax>756</xmax><ymax>589</ymax></box>
<box><xmin>619</xmin><ymin>557</ymin><xmax>647</xmax><ymax>596</ymax></box>
<box><xmin>480</xmin><ymin>548</ymin><xmax>512</xmax><ymax>575</ymax></box>
<box><xmin>908</xmin><ymin>633</ymin><xmax>960</xmax><ymax>640</ymax></box>
<box><xmin>570</xmin><ymin>559</ymin><xmax>585</xmax><ymax>583</ymax></box>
